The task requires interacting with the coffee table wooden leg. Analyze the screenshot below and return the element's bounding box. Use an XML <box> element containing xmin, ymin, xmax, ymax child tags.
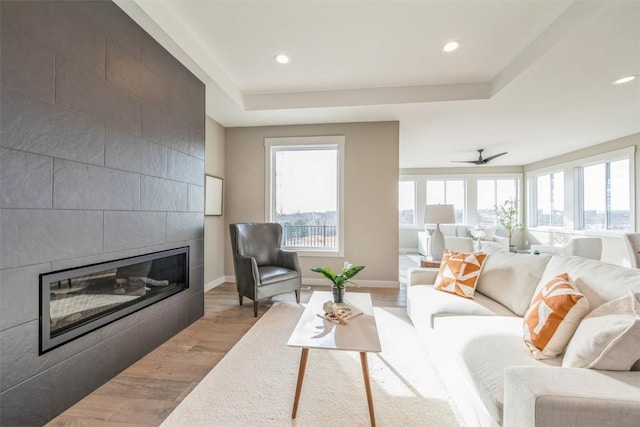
<box><xmin>360</xmin><ymin>352</ymin><xmax>376</xmax><ymax>427</ymax></box>
<box><xmin>292</xmin><ymin>347</ymin><xmax>309</xmax><ymax>419</ymax></box>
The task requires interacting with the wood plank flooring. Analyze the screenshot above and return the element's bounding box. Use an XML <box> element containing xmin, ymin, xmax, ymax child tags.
<box><xmin>46</xmin><ymin>283</ymin><xmax>407</xmax><ymax>427</ymax></box>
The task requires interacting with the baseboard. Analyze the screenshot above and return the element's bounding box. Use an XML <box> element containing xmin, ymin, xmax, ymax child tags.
<box><xmin>204</xmin><ymin>276</ymin><xmax>226</xmax><ymax>292</ymax></box>
<box><xmin>399</xmin><ymin>247</ymin><xmax>418</xmax><ymax>254</ymax></box>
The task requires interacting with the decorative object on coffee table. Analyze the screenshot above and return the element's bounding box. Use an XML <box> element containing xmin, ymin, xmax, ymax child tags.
<box><xmin>424</xmin><ymin>204</ymin><xmax>456</xmax><ymax>261</ymax></box>
<box><xmin>494</xmin><ymin>198</ymin><xmax>522</xmax><ymax>252</ymax></box>
<box><xmin>310</xmin><ymin>263</ymin><xmax>365</xmax><ymax>303</ymax></box>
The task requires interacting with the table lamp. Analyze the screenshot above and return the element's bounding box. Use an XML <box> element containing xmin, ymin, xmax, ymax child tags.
<box><xmin>425</xmin><ymin>204</ymin><xmax>455</xmax><ymax>260</ymax></box>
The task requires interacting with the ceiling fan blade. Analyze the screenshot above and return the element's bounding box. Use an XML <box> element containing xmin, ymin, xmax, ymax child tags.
<box><xmin>482</xmin><ymin>152</ymin><xmax>508</xmax><ymax>162</ymax></box>
<box><xmin>451</xmin><ymin>160</ymin><xmax>482</xmax><ymax>164</ymax></box>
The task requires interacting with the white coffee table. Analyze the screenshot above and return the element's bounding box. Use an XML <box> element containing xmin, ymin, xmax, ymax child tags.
<box><xmin>287</xmin><ymin>291</ymin><xmax>381</xmax><ymax>426</ymax></box>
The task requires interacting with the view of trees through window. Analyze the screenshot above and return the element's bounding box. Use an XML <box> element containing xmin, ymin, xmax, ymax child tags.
<box><xmin>477</xmin><ymin>179</ymin><xmax>518</xmax><ymax>226</ymax></box>
<box><xmin>271</xmin><ymin>146</ymin><xmax>339</xmax><ymax>249</ymax></box>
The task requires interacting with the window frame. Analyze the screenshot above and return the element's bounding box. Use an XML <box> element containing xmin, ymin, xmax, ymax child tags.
<box><xmin>425</xmin><ymin>178</ymin><xmax>467</xmax><ymax>224</ymax></box>
<box><xmin>476</xmin><ymin>176</ymin><xmax>521</xmax><ymax>228</ymax></box>
<box><xmin>264</xmin><ymin>136</ymin><xmax>345</xmax><ymax>257</ymax></box>
<box><xmin>525</xmin><ymin>146</ymin><xmax>635</xmax><ymax>236</ymax></box>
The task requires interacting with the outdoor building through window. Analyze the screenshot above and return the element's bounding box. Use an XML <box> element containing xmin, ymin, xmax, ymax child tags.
<box><xmin>531</xmin><ymin>172</ymin><xmax>564</xmax><ymax>227</ymax></box>
<box><xmin>265</xmin><ymin>136</ymin><xmax>344</xmax><ymax>253</ymax></box>
<box><xmin>399</xmin><ymin>180</ymin><xmax>416</xmax><ymax>225</ymax></box>
<box><xmin>477</xmin><ymin>178</ymin><xmax>518</xmax><ymax>226</ymax></box>
<box><xmin>426</xmin><ymin>179</ymin><xmax>465</xmax><ymax>223</ymax></box>
<box><xmin>580</xmin><ymin>159</ymin><xmax>630</xmax><ymax>231</ymax></box>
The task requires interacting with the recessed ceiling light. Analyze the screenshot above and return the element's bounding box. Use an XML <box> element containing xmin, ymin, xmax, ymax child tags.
<box><xmin>612</xmin><ymin>75</ymin><xmax>637</xmax><ymax>85</ymax></box>
<box><xmin>442</xmin><ymin>40</ymin><xmax>460</xmax><ymax>53</ymax></box>
<box><xmin>274</xmin><ymin>53</ymin><xmax>291</xmax><ymax>64</ymax></box>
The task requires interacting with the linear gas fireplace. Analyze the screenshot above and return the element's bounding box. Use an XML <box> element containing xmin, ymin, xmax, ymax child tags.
<box><xmin>40</xmin><ymin>247</ymin><xmax>189</xmax><ymax>354</ymax></box>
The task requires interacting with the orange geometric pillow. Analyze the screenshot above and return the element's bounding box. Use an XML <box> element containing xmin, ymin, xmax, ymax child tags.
<box><xmin>523</xmin><ymin>273</ymin><xmax>590</xmax><ymax>359</ymax></box>
<box><xmin>434</xmin><ymin>250</ymin><xmax>487</xmax><ymax>299</ymax></box>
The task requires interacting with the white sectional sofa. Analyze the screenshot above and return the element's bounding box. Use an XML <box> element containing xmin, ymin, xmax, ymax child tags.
<box><xmin>406</xmin><ymin>251</ymin><xmax>640</xmax><ymax>427</ymax></box>
<box><xmin>418</xmin><ymin>225</ymin><xmax>509</xmax><ymax>257</ymax></box>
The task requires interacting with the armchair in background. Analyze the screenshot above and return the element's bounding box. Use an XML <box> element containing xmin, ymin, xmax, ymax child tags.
<box><xmin>229</xmin><ymin>223</ymin><xmax>301</xmax><ymax>316</ymax></box>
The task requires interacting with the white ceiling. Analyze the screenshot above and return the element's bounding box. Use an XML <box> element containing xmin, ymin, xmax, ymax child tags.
<box><xmin>118</xmin><ymin>0</ymin><xmax>640</xmax><ymax>169</ymax></box>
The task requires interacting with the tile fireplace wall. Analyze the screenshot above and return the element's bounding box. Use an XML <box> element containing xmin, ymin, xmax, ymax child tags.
<box><xmin>0</xmin><ymin>1</ymin><xmax>205</xmax><ymax>424</ymax></box>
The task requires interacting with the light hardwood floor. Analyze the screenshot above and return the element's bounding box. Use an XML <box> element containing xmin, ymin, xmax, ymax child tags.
<box><xmin>46</xmin><ymin>282</ymin><xmax>408</xmax><ymax>426</ymax></box>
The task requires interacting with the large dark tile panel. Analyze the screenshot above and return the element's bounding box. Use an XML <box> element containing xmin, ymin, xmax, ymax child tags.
<box><xmin>105</xmin><ymin>127</ymin><xmax>168</xmax><ymax>178</ymax></box>
<box><xmin>167</xmin><ymin>213</ymin><xmax>204</xmax><ymax>243</ymax></box>
<box><xmin>1</xmin><ymin>87</ymin><xmax>105</xmax><ymax>165</ymax></box>
<box><xmin>187</xmin><ymin>291</ymin><xmax>205</xmax><ymax>325</ymax></box>
<box><xmin>137</xmin><ymin>301</ymin><xmax>187</xmax><ymax>357</ymax></box>
<box><xmin>0</xmin><ymin>263</ymin><xmax>51</xmax><ymax>331</ymax></box>
<box><xmin>0</xmin><ymin>147</ymin><xmax>52</xmax><ymax>209</ymax></box>
<box><xmin>0</xmin><ymin>370</ymin><xmax>50</xmax><ymax>427</ymax></box>
<box><xmin>0</xmin><ymin>320</ymin><xmax>101</xmax><ymax>392</ymax></box>
<box><xmin>72</xmin><ymin>0</ymin><xmax>143</xmax><ymax>60</ymax></box>
<box><xmin>142</xmin><ymin>102</ymin><xmax>189</xmax><ymax>153</ymax></box>
<box><xmin>188</xmin><ymin>128</ymin><xmax>205</xmax><ymax>160</ymax></box>
<box><xmin>1</xmin><ymin>24</ymin><xmax>55</xmax><ymax>103</ymax></box>
<box><xmin>141</xmin><ymin>176</ymin><xmax>188</xmax><ymax>212</ymax></box>
<box><xmin>56</xmin><ymin>56</ymin><xmax>142</xmax><ymax>135</ymax></box>
<box><xmin>53</xmin><ymin>159</ymin><xmax>140</xmax><ymax>210</ymax></box>
<box><xmin>1</xmin><ymin>0</ymin><xmax>106</xmax><ymax>78</ymax></box>
<box><xmin>0</xmin><ymin>209</ymin><xmax>103</xmax><ymax>270</ymax></box>
<box><xmin>141</xmin><ymin>33</ymin><xmax>192</xmax><ymax>96</ymax></box>
<box><xmin>107</xmin><ymin>41</ymin><xmax>170</xmax><ymax>110</ymax></box>
<box><xmin>168</xmin><ymin>150</ymin><xmax>204</xmax><ymax>185</ymax></box>
<box><xmin>103</xmin><ymin>211</ymin><xmax>167</xmax><ymax>253</ymax></box>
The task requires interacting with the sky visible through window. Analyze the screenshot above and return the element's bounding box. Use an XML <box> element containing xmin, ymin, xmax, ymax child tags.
<box><xmin>274</xmin><ymin>148</ymin><xmax>337</xmax><ymax>215</ymax></box>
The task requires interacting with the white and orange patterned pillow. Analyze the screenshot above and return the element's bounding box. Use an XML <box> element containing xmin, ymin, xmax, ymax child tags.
<box><xmin>434</xmin><ymin>250</ymin><xmax>487</xmax><ymax>299</ymax></box>
<box><xmin>523</xmin><ymin>273</ymin><xmax>590</xmax><ymax>359</ymax></box>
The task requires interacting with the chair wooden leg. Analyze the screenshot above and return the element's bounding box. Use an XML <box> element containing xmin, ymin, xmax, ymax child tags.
<box><xmin>239</xmin><ymin>294</ymin><xmax>243</xmax><ymax>306</ymax></box>
<box><xmin>253</xmin><ymin>300</ymin><xmax>258</xmax><ymax>317</ymax></box>
<box><xmin>295</xmin><ymin>289</ymin><xmax>300</xmax><ymax>303</ymax></box>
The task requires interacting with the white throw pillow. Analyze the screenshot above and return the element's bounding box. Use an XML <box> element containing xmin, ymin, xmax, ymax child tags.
<box><xmin>563</xmin><ymin>291</ymin><xmax>640</xmax><ymax>371</ymax></box>
<box><xmin>481</xmin><ymin>227</ymin><xmax>496</xmax><ymax>241</ymax></box>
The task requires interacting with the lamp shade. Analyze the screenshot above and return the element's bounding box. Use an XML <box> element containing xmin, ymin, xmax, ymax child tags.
<box><xmin>425</xmin><ymin>204</ymin><xmax>455</xmax><ymax>224</ymax></box>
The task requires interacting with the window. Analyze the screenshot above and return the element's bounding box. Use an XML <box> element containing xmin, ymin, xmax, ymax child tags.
<box><xmin>265</xmin><ymin>136</ymin><xmax>344</xmax><ymax>253</ymax></box>
<box><xmin>477</xmin><ymin>179</ymin><xmax>518</xmax><ymax>226</ymax></box>
<box><xmin>399</xmin><ymin>180</ymin><xmax>416</xmax><ymax>225</ymax></box>
<box><xmin>426</xmin><ymin>180</ymin><xmax>465</xmax><ymax>223</ymax></box>
<box><xmin>531</xmin><ymin>172</ymin><xmax>564</xmax><ymax>227</ymax></box>
<box><xmin>580</xmin><ymin>159</ymin><xmax>630</xmax><ymax>231</ymax></box>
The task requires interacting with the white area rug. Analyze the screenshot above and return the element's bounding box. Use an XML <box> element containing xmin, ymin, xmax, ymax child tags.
<box><xmin>161</xmin><ymin>303</ymin><xmax>463</xmax><ymax>427</ymax></box>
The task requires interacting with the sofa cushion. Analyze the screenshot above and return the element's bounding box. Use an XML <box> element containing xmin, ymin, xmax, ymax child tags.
<box><xmin>407</xmin><ymin>284</ymin><xmax>517</xmax><ymax>330</ymax></box>
<box><xmin>523</xmin><ymin>273</ymin><xmax>590</xmax><ymax>359</ymax></box>
<box><xmin>563</xmin><ymin>291</ymin><xmax>640</xmax><ymax>371</ymax></box>
<box><xmin>537</xmin><ymin>255</ymin><xmax>640</xmax><ymax>310</ymax></box>
<box><xmin>456</xmin><ymin>225</ymin><xmax>471</xmax><ymax>237</ymax></box>
<box><xmin>440</xmin><ymin>224</ymin><xmax>456</xmax><ymax>236</ymax></box>
<box><xmin>476</xmin><ymin>251</ymin><xmax>553</xmax><ymax>316</ymax></box>
<box><xmin>434</xmin><ymin>316</ymin><xmax>561</xmax><ymax>425</ymax></box>
<box><xmin>434</xmin><ymin>250</ymin><xmax>487</xmax><ymax>298</ymax></box>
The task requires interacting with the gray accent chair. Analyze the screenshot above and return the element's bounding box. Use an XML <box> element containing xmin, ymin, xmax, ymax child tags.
<box><xmin>229</xmin><ymin>223</ymin><xmax>301</xmax><ymax>316</ymax></box>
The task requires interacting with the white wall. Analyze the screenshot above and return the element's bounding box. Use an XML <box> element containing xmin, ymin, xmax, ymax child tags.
<box><xmin>204</xmin><ymin>116</ymin><xmax>226</xmax><ymax>290</ymax></box>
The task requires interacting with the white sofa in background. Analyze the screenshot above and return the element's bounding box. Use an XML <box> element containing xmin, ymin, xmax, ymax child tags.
<box><xmin>530</xmin><ymin>237</ymin><xmax>602</xmax><ymax>260</ymax></box>
<box><xmin>407</xmin><ymin>251</ymin><xmax>640</xmax><ymax>427</ymax></box>
<box><xmin>418</xmin><ymin>225</ymin><xmax>508</xmax><ymax>257</ymax></box>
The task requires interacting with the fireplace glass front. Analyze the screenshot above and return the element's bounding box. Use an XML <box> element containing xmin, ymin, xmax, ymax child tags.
<box><xmin>40</xmin><ymin>247</ymin><xmax>188</xmax><ymax>354</ymax></box>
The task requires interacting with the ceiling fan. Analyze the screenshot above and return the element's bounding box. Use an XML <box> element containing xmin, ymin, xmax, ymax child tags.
<box><xmin>452</xmin><ymin>149</ymin><xmax>508</xmax><ymax>165</ymax></box>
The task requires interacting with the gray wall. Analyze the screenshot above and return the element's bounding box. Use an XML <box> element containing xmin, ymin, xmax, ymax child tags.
<box><xmin>225</xmin><ymin>122</ymin><xmax>400</xmax><ymax>286</ymax></box>
<box><xmin>0</xmin><ymin>1</ymin><xmax>205</xmax><ymax>424</ymax></box>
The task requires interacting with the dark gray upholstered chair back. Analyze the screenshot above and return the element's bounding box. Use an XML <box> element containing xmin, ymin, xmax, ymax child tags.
<box><xmin>229</xmin><ymin>222</ymin><xmax>301</xmax><ymax>316</ymax></box>
<box><xmin>232</xmin><ymin>222</ymin><xmax>282</xmax><ymax>266</ymax></box>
